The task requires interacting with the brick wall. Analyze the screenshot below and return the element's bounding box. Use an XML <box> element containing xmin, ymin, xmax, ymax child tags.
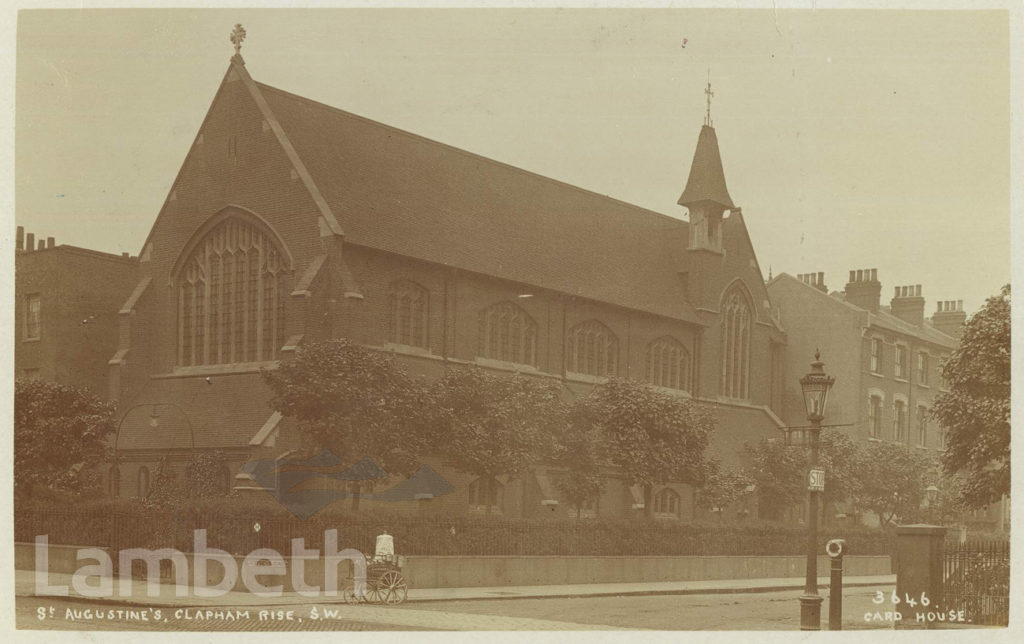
<box><xmin>15</xmin><ymin>246</ymin><xmax>138</xmax><ymax>399</ymax></box>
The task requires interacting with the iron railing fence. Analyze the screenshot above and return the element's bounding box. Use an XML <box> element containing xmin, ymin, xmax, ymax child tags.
<box><xmin>943</xmin><ymin>540</ymin><xmax>1010</xmax><ymax>626</ymax></box>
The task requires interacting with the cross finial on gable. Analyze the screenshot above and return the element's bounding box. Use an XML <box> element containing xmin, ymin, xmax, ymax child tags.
<box><xmin>704</xmin><ymin>68</ymin><xmax>714</xmax><ymax>127</ymax></box>
<box><xmin>230</xmin><ymin>24</ymin><xmax>247</xmax><ymax>61</ymax></box>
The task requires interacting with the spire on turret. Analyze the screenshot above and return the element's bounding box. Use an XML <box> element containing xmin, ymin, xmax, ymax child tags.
<box><xmin>679</xmin><ymin>78</ymin><xmax>734</xmax><ymax>254</ymax></box>
<box><xmin>678</xmin><ymin>125</ymin><xmax>734</xmax><ymax>210</ymax></box>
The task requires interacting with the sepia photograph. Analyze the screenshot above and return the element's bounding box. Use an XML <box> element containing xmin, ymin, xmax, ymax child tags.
<box><xmin>8</xmin><ymin>3</ymin><xmax>1015</xmax><ymax>635</ymax></box>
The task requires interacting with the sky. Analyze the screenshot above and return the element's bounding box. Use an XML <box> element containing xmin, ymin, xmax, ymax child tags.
<box><xmin>11</xmin><ymin>6</ymin><xmax>1013</xmax><ymax>315</ymax></box>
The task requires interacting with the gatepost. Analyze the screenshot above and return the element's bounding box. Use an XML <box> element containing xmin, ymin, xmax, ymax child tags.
<box><xmin>894</xmin><ymin>524</ymin><xmax>946</xmax><ymax>630</ymax></box>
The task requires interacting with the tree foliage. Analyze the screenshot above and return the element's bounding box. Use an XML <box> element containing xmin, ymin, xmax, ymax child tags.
<box><xmin>932</xmin><ymin>284</ymin><xmax>1010</xmax><ymax>508</ymax></box>
<box><xmin>855</xmin><ymin>441</ymin><xmax>937</xmax><ymax>526</ymax></box>
<box><xmin>143</xmin><ymin>451</ymin><xmax>231</xmax><ymax>509</ymax></box>
<box><xmin>262</xmin><ymin>339</ymin><xmax>433</xmax><ymax>508</ymax></box>
<box><xmin>744</xmin><ymin>438</ymin><xmax>804</xmax><ymax>521</ymax></box>
<box><xmin>697</xmin><ymin>460</ymin><xmax>755</xmax><ymax>512</ymax></box>
<box><xmin>553</xmin><ymin>401</ymin><xmax>608</xmax><ymax>516</ymax></box>
<box><xmin>14</xmin><ymin>378</ymin><xmax>115</xmax><ymax>501</ymax></box>
<box><xmin>431</xmin><ymin>367</ymin><xmax>563</xmax><ymax>485</ymax></box>
<box><xmin>745</xmin><ymin>429</ymin><xmax>947</xmax><ymax>526</ymax></box>
<box><xmin>581</xmin><ymin>378</ymin><xmax>714</xmax><ymax>516</ymax></box>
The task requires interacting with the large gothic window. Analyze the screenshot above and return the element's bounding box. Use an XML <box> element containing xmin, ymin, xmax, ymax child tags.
<box><xmin>177</xmin><ymin>216</ymin><xmax>289</xmax><ymax>366</ymax></box>
<box><xmin>721</xmin><ymin>285</ymin><xmax>752</xmax><ymax>399</ymax></box>
<box><xmin>567</xmin><ymin>320</ymin><xmax>618</xmax><ymax>377</ymax></box>
<box><xmin>646</xmin><ymin>336</ymin><xmax>691</xmax><ymax>391</ymax></box>
<box><xmin>388</xmin><ymin>280</ymin><xmax>429</xmax><ymax>349</ymax></box>
<box><xmin>478</xmin><ymin>302</ymin><xmax>537</xmax><ymax>366</ymax></box>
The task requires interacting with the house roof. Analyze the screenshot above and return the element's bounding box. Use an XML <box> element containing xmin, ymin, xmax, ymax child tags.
<box><xmin>869</xmin><ymin>308</ymin><xmax>957</xmax><ymax>348</ymax></box>
<box><xmin>677</xmin><ymin>125</ymin><xmax>734</xmax><ymax>210</ymax></box>
<box><xmin>257</xmin><ymin>82</ymin><xmax>700</xmax><ymax>324</ymax></box>
<box><xmin>769</xmin><ymin>273</ymin><xmax>956</xmax><ymax>349</ymax></box>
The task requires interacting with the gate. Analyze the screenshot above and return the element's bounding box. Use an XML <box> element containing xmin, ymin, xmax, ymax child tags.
<box><xmin>943</xmin><ymin>540</ymin><xmax>1010</xmax><ymax>626</ymax></box>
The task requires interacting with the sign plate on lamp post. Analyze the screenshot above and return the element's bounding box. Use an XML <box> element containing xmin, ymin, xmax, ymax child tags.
<box><xmin>809</xmin><ymin>468</ymin><xmax>826</xmax><ymax>492</ymax></box>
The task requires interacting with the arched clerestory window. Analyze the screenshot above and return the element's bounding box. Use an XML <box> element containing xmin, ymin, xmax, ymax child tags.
<box><xmin>478</xmin><ymin>302</ymin><xmax>537</xmax><ymax>366</ymax></box>
<box><xmin>177</xmin><ymin>214</ymin><xmax>290</xmax><ymax>366</ymax></box>
<box><xmin>646</xmin><ymin>336</ymin><xmax>691</xmax><ymax>391</ymax></box>
<box><xmin>721</xmin><ymin>284</ymin><xmax>752</xmax><ymax>399</ymax></box>
<box><xmin>388</xmin><ymin>280</ymin><xmax>429</xmax><ymax>349</ymax></box>
<box><xmin>566</xmin><ymin>320</ymin><xmax>618</xmax><ymax>377</ymax></box>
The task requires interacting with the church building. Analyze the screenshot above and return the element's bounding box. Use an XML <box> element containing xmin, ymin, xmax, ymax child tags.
<box><xmin>108</xmin><ymin>37</ymin><xmax>787</xmax><ymax>520</ymax></box>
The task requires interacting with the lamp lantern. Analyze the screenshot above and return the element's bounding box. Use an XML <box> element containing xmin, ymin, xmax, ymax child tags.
<box><xmin>799</xmin><ymin>350</ymin><xmax>835</xmax><ymax>421</ymax></box>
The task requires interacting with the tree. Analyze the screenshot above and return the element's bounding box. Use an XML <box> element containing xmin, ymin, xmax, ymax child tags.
<box><xmin>818</xmin><ymin>430</ymin><xmax>866</xmax><ymax>524</ymax></box>
<box><xmin>430</xmin><ymin>367</ymin><xmax>563</xmax><ymax>513</ymax></box>
<box><xmin>856</xmin><ymin>441</ymin><xmax>935</xmax><ymax>526</ymax></box>
<box><xmin>744</xmin><ymin>438</ymin><xmax>805</xmax><ymax>521</ymax></box>
<box><xmin>583</xmin><ymin>378</ymin><xmax>714</xmax><ymax>517</ymax></box>
<box><xmin>262</xmin><ymin>339</ymin><xmax>432</xmax><ymax>509</ymax></box>
<box><xmin>14</xmin><ymin>378</ymin><xmax>115</xmax><ymax>502</ymax></box>
<box><xmin>554</xmin><ymin>401</ymin><xmax>608</xmax><ymax>519</ymax></box>
<box><xmin>697</xmin><ymin>460</ymin><xmax>755</xmax><ymax>519</ymax></box>
<box><xmin>932</xmin><ymin>284</ymin><xmax>1010</xmax><ymax>508</ymax></box>
<box><xmin>144</xmin><ymin>451</ymin><xmax>231</xmax><ymax>508</ymax></box>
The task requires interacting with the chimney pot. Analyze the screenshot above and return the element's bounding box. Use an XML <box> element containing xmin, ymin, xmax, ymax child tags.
<box><xmin>871</xmin><ymin>268</ymin><xmax>877</xmax><ymax>281</ymax></box>
<box><xmin>26</xmin><ymin>233</ymin><xmax>35</xmax><ymax>251</ymax></box>
<box><xmin>122</xmin><ymin>252</ymin><xmax>129</xmax><ymax>258</ymax></box>
<box><xmin>16</xmin><ymin>226</ymin><xmax>24</xmax><ymax>251</ymax></box>
<box><xmin>37</xmin><ymin>239</ymin><xmax>45</xmax><ymax>250</ymax></box>
<box><xmin>46</xmin><ymin>236</ymin><xmax>55</xmax><ymax>249</ymax></box>
<box><xmin>849</xmin><ymin>270</ymin><xmax>855</xmax><ymax>283</ymax></box>
<box><xmin>957</xmin><ymin>300</ymin><xmax>963</xmax><ymax>311</ymax></box>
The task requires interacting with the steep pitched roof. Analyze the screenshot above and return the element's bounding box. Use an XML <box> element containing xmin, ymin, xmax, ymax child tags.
<box><xmin>256</xmin><ymin>82</ymin><xmax>700</xmax><ymax>324</ymax></box>
<box><xmin>678</xmin><ymin>125</ymin><xmax>734</xmax><ymax>209</ymax></box>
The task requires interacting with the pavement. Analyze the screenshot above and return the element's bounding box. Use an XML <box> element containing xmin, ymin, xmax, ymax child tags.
<box><xmin>16</xmin><ymin>570</ymin><xmax>898</xmax><ymax>631</ymax></box>
<box><xmin>16</xmin><ymin>568</ymin><xmax>895</xmax><ymax>606</ymax></box>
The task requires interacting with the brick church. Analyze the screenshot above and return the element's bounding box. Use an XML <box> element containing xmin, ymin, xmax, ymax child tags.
<box><xmin>107</xmin><ymin>45</ymin><xmax>788</xmax><ymax>520</ymax></box>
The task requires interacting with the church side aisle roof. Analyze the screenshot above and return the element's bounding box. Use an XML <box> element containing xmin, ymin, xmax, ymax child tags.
<box><xmin>255</xmin><ymin>81</ymin><xmax>700</xmax><ymax>324</ymax></box>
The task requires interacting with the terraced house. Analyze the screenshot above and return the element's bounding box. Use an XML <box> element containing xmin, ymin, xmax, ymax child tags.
<box><xmin>105</xmin><ymin>47</ymin><xmax>788</xmax><ymax>519</ymax></box>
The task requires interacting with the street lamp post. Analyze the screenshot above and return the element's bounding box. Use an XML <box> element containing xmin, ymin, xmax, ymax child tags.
<box><xmin>797</xmin><ymin>350</ymin><xmax>835</xmax><ymax>631</ymax></box>
<box><xmin>925</xmin><ymin>485</ymin><xmax>940</xmax><ymax>524</ymax></box>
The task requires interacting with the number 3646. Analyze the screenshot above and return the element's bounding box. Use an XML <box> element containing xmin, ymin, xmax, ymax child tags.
<box><xmin>873</xmin><ymin>590</ymin><xmax>930</xmax><ymax>607</ymax></box>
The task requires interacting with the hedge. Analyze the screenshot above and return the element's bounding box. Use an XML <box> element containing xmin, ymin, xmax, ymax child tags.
<box><xmin>16</xmin><ymin>499</ymin><xmax>897</xmax><ymax>557</ymax></box>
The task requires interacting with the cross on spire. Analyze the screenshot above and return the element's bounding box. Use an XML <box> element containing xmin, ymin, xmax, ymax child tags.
<box><xmin>704</xmin><ymin>68</ymin><xmax>714</xmax><ymax>127</ymax></box>
<box><xmin>230</xmin><ymin>24</ymin><xmax>247</xmax><ymax>58</ymax></box>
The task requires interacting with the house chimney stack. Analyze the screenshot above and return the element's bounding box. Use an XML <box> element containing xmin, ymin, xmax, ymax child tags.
<box><xmin>844</xmin><ymin>268</ymin><xmax>881</xmax><ymax>311</ymax></box>
<box><xmin>932</xmin><ymin>300</ymin><xmax>967</xmax><ymax>340</ymax></box>
<box><xmin>891</xmin><ymin>284</ymin><xmax>926</xmax><ymax>326</ymax></box>
<box><xmin>797</xmin><ymin>272</ymin><xmax>828</xmax><ymax>293</ymax></box>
